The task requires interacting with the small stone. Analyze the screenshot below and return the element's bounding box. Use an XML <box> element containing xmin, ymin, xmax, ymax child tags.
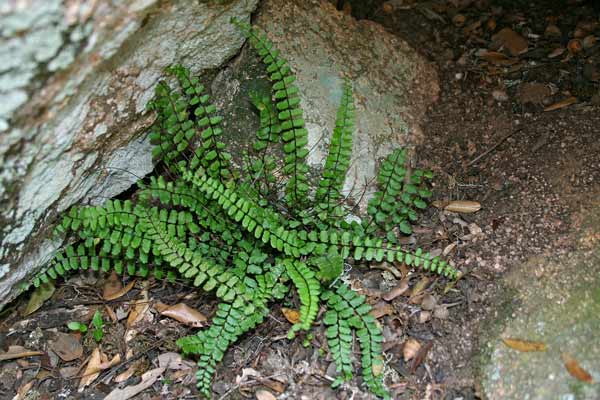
<box><xmin>433</xmin><ymin>305</ymin><xmax>449</xmax><ymax>320</ymax></box>
<box><xmin>492</xmin><ymin>90</ymin><xmax>509</xmax><ymax>102</ymax></box>
<box><xmin>418</xmin><ymin>310</ymin><xmax>431</xmax><ymax>323</ymax></box>
<box><xmin>421</xmin><ymin>294</ymin><xmax>438</xmax><ymax>311</ymax></box>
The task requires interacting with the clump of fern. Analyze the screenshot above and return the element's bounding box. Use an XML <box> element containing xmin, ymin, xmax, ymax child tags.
<box><xmin>28</xmin><ymin>18</ymin><xmax>459</xmax><ymax>399</ymax></box>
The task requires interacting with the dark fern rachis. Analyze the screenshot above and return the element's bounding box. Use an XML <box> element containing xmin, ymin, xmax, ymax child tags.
<box><xmin>28</xmin><ymin>18</ymin><xmax>459</xmax><ymax>399</ymax></box>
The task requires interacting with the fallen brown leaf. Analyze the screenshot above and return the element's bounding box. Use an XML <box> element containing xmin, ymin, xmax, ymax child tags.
<box><xmin>104</xmin><ymin>279</ymin><xmax>136</xmax><ymax>301</ymax></box>
<box><xmin>547</xmin><ymin>47</ymin><xmax>566</xmax><ymax>59</ymax></box>
<box><xmin>158</xmin><ymin>352</ymin><xmax>194</xmax><ymax>370</ymax></box>
<box><xmin>410</xmin><ymin>340</ymin><xmax>433</xmax><ymax>373</ymax></box>
<box><xmin>544</xmin><ymin>96</ymin><xmax>577</xmax><ymax>112</ymax></box>
<box><xmin>281</xmin><ymin>307</ymin><xmax>300</xmax><ymax>324</ymax></box>
<box><xmin>49</xmin><ymin>332</ymin><xmax>83</xmax><ymax>362</ymax></box>
<box><xmin>79</xmin><ymin>348</ymin><xmax>121</xmax><ymax>390</ymax></box>
<box><xmin>492</xmin><ymin>27</ymin><xmax>528</xmax><ymax>56</ymax></box>
<box><xmin>114</xmin><ymin>363</ymin><xmax>138</xmax><ymax>383</ymax></box>
<box><xmin>409</xmin><ymin>276</ymin><xmax>430</xmax><ymax>303</ymax></box>
<box><xmin>13</xmin><ymin>380</ymin><xmax>35</xmax><ymax>400</ymax></box>
<box><xmin>79</xmin><ymin>347</ymin><xmax>103</xmax><ymax>389</ymax></box>
<box><xmin>502</xmin><ymin>338</ymin><xmax>547</xmax><ymax>352</ymax></box>
<box><xmin>444</xmin><ymin>200</ymin><xmax>481</xmax><ymax>213</ymax></box>
<box><xmin>127</xmin><ymin>290</ymin><xmax>150</xmax><ymax>327</ymax></box>
<box><xmin>0</xmin><ymin>345</ymin><xmax>43</xmax><ymax>361</ymax></box>
<box><xmin>104</xmin><ymin>367</ymin><xmax>166</xmax><ymax>400</ymax></box>
<box><xmin>382</xmin><ymin>279</ymin><xmax>409</xmax><ymax>301</ymax></box>
<box><xmin>157</xmin><ymin>303</ymin><xmax>207</xmax><ymax>327</ymax></box>
<box><xmin>562</xmin><ymin>353</ymin><xmax>594</xmax><ymax>383</ymax></box>
<box><xmin>103</xmin><ymin>271</ymin><xmax>123</xmax><ymax>300</ymax></box>
<box><xmin>370</xmin><ymin>302</ymin><xmax>394</xmax><ymax>319</ymax></box>
<box><xmin>403</xmin><ymin>338</ymin><xmax>421</xmax><ymax>361</ymax></box>
<box><xmin>256</xmin><ymin>389</ymin><xmax>277</xmax><ymax>400</ymax></box>
<box><xmin>24</xmin><ymin>281</ymin><xmax>55</xmax><ymax>316</ymax></box>
<box><xmin>480</xmin><ymin>51</ymin><xmax>518</xmax><ymax>66</ymax></box>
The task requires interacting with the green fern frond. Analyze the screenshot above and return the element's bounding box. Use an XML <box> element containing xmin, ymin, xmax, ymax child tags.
<box><xmin>232</xmin><ymin>17</ymin><xmax>310</xmax><ymax>208</ymax></box>
<box><xmin>364</xmin><ymin>149</ymin><xmax>433</xmax><ymax>236</ymax></box>
<box><xmin>284</xmin><ymin>259</ymin><xmax>320</xmax><ymax>338</ymax></box>
<box><xmin>315</xmin><ymin>80</ymin><xmax>355</xmax><ymax>221</ymax></box>
<box><xmin>323</xmin><ymin>284</ymin><xmax>389</xmax><ymax>399</ymax></box>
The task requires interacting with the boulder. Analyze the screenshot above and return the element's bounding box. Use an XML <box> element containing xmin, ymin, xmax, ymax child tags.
<box><xmin>0</xmin><ymin>0</ymin><xmax>259</xmax><ymax>307</ymax></box>
<box><xmin>479</xmin><ymin>206</ymin><xmax>600</xmax><ymax>399</ymax></box>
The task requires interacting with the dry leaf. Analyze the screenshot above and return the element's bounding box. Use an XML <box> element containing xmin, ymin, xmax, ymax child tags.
<box><xmin>158</xmin><ymin>303</ymin><xmax>207</xmax><ymax>327</ymax></box>
<box><xmin>403</xmin><ymin>338</ymin><xmax>421</xmax><ymax>361</ymax></box>
<box><xmin>127</xmin><ymin>289</ymin><xmax>150</xmax><ymax>327</ymax></box>
<box><xmin>372</xmin><ymin>358</ymin><xmax>384</xmax><ymax>376</ymax></box>
<box><xmin>444</xmin><ymin>200</ymin><xmax>481</xmax><ymax>213</ymax></box>
<box><xmin>370</xmin><ymin>302</ymin><xmax>394</xmax><ymax>319</ymax></box>
<box><xmin>158</xmin><ymin>352</ymin><xmax>194</xmax><ymax>370</ymax></box>
<box><xmin>79</xmin><ymin>347</ymin><xmax>103</xmax><ymax>389</ymax></box>
<box><xmin>236</xmin><ymin>367</ymin><xmax>261</xmax><ymax>384</ymax></box>
<box><xmin>103</xmin><ymin>271</ymin><xmax>123</xmax><ymax>300</ymax></box>
<box><xmin>105</xmin><ymin>304</ymin><xmax>118</xmax><ymax>323</ymax></box>
<box><xmin>262</xmin><ymin>378</ymin><xmax>286</xmax><ymax>394</ymax></box>
<box><xmin>544</xmin><ymin>96</ymin><xmax>577</xmax><ymax>111</ymax></box>
<box><xmin>104</xmin><ymin>367</ymin><xmax>166</xmax><ymax>400</ymax></box>
<box><xmin>382</xmin><ymin>279</ymin><xmax>409</xmax><ymax>301</ymax></box>
<box><xmin>114</xmin><ymin>363</ymin><xmax>138</xmax><ymax>383</ymax></box>
<box><xmin>49</xmin><ymin>333</ymin><xmax>83</xmax><ymax>362</ymax></box>
<box><xmin>13</xmin><ymin>380</ymin><xmax>35</xmax><ymax>400</ymax></box>
<box><xmin>562</xmin><ymin>353</ymin><xmax>594</xmax><ymax>383</ymax></box>
<box><xmin>410</xmin><ymin>340</ymin><xmax>433</xmax><ymax>373</ymax></box>
<box><xmin>98</xmin><ymin>353</ymin><xmax>121</xmax><ymax>370</ymax></box>
<box><xmin>567</xmin><ymin>39</ymin><xmax>582</xmax><ymax>54</ymax></box>
<box><xmin>255</xmin><ymin>389</ymin><xmax>277</xmax><ymax>400</ymax></box>
<box><xmin>0</xmin><ymin>345</ymin><xmax>43</xmax><ymax>361</ymax></box>
<box><xmin>281</xmin><ymin>307</ymin><xmax>300</xmax><ymax>324</ymax></box>
<box><xmin>104</xmin><ymin>279</ymin><xmax>136</xmax><ymax>301</ymax></box>
<box><xmin>547</xmin><ymin>47</ymin><xmax>566</xmax><ymax>58</ymax></box>
<box><xmin>79</xmin><ymin>348</ymin><xmax>121</xmax><ymax>390</ymax></box>
<box><xmin>409</xmin><ymin>276</ymin><xmax>430</xmax><ymax>302</ymax></box>
<box><xmin>24</xmin><ymin>282</ymin><xmax>55</xmax><ymax>316</ymax></box>
<box><xmin>502</xmin><ymin>338</ymin><xmax>547</xmax><ymax>352</ymax></box>
<box><xmin>60</xmin><ymin>366</ymin><xmax>80</xmax><ymax>379</ymax></box>
<box><xmin>480</xmin><ymin>51</ymin><xmax>518</xmax><ymax>66</ymax></box>
<box><xmin>491</xmin><ymin>27</ymin><xmax>528</xmax><ymax>56</ymax></box>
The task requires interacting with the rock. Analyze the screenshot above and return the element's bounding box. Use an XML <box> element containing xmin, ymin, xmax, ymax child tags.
<box><xmin>0</xmin><ymin>0</ymin><xmax>259</xmax><ymax>308</ymax></box>
<box><xmin>254</xmin><ymin>0</ymin><xmax>439</xmax><ymax>206</ymax></box>
<box><xmin>479</xmin><ymin>207</ymin><xmax>600</xmax><ymax>400</ymax></box>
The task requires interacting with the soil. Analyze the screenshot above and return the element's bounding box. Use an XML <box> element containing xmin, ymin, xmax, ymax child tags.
<box><xmin>1</xmin><ymin>1</ymin><xmax>599</xmax><ymax>400</ymax></box>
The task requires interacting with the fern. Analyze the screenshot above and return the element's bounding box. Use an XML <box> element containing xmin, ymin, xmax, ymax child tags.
<box><xmin>25</xmin><ymin>18</ymin><xmax>461</xmax><ymax>399</ymax></box>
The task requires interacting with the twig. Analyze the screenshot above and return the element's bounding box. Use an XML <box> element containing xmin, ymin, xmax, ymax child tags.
<box><xmin>467</xmin><ymin>128</ymin><xmax>522</xmax><ymax>167</ymax></box>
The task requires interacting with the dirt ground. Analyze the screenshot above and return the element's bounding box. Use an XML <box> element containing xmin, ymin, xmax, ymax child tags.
<box><xmin>1</xmin><ymin>1</ymin><xmax>599</xmax><ymax>399</ymax></box>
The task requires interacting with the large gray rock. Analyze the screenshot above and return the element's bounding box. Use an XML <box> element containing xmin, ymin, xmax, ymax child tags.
<box><xmin>0</xmin><ymin>0</ymin><xmax>259</xmax><ymax>308</ymax></box>
<box><xmin>479</xmin><ymin>206</ymin><xmax>600</xmax><ymax>399</ymax></box>
<box><xmin>254</xmin><ymin>0</ymin><xmax>439</xmax><ymax>202</ymax></box>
